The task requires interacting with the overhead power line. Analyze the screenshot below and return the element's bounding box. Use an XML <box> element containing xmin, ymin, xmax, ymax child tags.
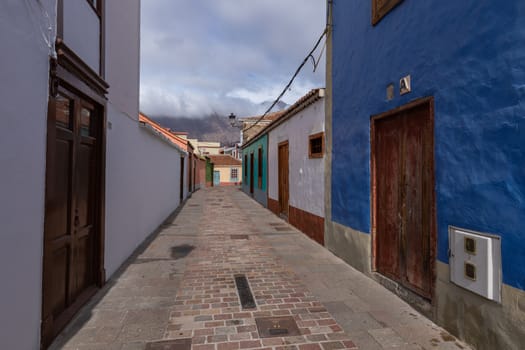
<box><xmin>242</xmin><ymin>28</ymin><xmax>328</xmax><ymax>133</ymax></box>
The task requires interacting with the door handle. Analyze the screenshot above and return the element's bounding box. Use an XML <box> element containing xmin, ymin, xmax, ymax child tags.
<box><xmin>74</xmin><ymin>208</ymin><xmax>80</xmax><ymax>227</ymax></box>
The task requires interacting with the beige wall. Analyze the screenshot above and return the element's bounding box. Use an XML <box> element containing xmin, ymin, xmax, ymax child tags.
<box><xmin>215</xmin><ymin>166</ymin><xmax>242</xmax><ymax>184</ymax></box>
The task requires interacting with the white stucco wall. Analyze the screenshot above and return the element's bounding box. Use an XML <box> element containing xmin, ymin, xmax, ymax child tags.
<box><xmin>105</xmin><ymin>0</ymin><xmax>140</xmax><ymax>119</ymax></box>
<box><xmin>105</xmin><ymin>106</ymin><xmax>183</xmax><ymax>276</ymax></box>
<box><xmin>63</xmin><ymin>0</ymin><xmax>100</xmax><ymax>73</ymax></box>
<box><xmin>0</xmin><ymin>1</ymin><xmax>56</xmax><ymax>349</ymax></box>
<box><xmin>268</xmin><ymin>98</ymin><xmax>325</xmax><ymax>217</ymax></box>
<box><xmin>104</xmin><ymin>0</ymin><xmax>186</xmax><ymax>277</ymax></box>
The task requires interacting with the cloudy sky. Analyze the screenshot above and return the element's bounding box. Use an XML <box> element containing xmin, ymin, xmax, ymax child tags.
<box><xmin>140</xmin><ymin>0</ymin><xmax>327</xmax><ymax>118</ymax></box>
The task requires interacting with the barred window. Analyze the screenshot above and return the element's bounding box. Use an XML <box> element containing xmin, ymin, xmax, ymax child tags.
<box><xmin>231</xmin><ymin>168</ymin><xmax>239</xmax><ymax>181</ymax></box>
<box><xmin>309</xmin><ymin>132</ymin><xmax>325</xmax><ymax>158</ymax></box>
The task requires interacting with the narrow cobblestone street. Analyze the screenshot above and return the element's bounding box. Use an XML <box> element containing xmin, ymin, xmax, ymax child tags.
<box><xmin>51</xmin><ymin>187</ymin><xmax>471</xmax><ymax>350</ymax></box>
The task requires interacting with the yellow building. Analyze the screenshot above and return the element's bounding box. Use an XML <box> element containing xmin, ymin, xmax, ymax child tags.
<box><xmin>208</xmin><ymin>155</ymin><xmax>242</xmax><ymax>186</ymax></box>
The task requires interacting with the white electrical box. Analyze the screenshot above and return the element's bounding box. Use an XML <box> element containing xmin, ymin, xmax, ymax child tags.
<box><xmin>449</xmin><ymin>226</ymin><xmax>501</xmax><ymax>302</ymax></box>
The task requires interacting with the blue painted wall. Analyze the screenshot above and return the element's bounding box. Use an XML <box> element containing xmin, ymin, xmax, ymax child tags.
<box><xmin>242</xmin><ymin>134</ymin><xmax>268</xmax><ymax>207</ymax></box>
<box><xmin>331</xmin><ymin>0</ymin><xmax>525</xmax><ymax>290</ymax></box>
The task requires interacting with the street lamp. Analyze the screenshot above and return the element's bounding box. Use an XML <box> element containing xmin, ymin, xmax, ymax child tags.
<box><xmin>229</xmin><ymin>112</ymin><xmax>243</xmax><ymax>128</ymax></box>
<box><xmin>228</xmin><ymin>112</ymin><xmax>244</xmax><ymax>145</ymax></box>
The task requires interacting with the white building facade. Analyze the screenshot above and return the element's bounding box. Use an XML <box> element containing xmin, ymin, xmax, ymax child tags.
<box><xmin>0</xmin><ymin>1</ymin><xmax>187</xmax><ymax>348</ymax></box>
<box><xmin>267</xmin><ymin>89</ymin><xmax>326</xmax><ymax>245</ymax></box>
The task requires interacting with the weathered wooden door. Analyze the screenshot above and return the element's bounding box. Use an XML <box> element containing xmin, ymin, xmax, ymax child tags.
<box><xmin>250</xmin><ymin>153</ymin><xmax>254</xmax><ymax>194</ymax></box>
<box><xmin>372</xmin><ymin>99</ymin><xmax>435</xmax><ymax>299</ymax></box>
<box><xmin>278</xmin><ymin>142</ymin><xmax>289</xmax><ymax>217</ymax></box>
<box><xmin>42</xmin><ymin>89</ymin><xmax>102</xmax><ymax>346</ymax></box>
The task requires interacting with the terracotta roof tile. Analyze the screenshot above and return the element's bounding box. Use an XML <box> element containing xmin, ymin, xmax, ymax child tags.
<box><xmin>208</xmin><ymin>155</ymin><xmax>242</xmax><ymax>166</ymax></box>
<box><xmin>139</xmin><ymin>113</ymin><xmax>189</xmax><ymax>150</ymax></box>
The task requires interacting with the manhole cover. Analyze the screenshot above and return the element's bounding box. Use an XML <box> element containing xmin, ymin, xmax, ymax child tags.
<box><xmin>231</xmin><ymin>235</ymin><xmax>249</xmax><ymax>240</ymax></box>
<box><xmin>255</xmin><ymin>316</ymin><xmax>301</xmax><ymax>338</ymax></box>
<box><xmin>146</xmin><ymin>338</ymin><xmax>191</xmax><ymax>350</ymax></box>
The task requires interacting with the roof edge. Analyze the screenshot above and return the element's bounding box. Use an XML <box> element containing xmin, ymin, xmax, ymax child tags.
<box><xmin>241</xmin><ymin>88</ymin><xmax>325</xmax><ymax>149</ymax></box>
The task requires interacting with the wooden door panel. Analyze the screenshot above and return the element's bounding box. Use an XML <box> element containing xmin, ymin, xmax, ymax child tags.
<box><xmin>373</xmin><ymin>99</ymin><xmax>435</xmax><ymax>300</ymax></box>
<box><xmin>48</xmin><ymin>246</ymin><xmax>69</xmax><ymax>316</ymax></box>
<box><xmin>74</xmin><ymin>234</ymin><xmax>93</xmax><ymax>294</ymax></box>
<box><xmin>43</xmin><ymin>89</ymin><xmax>102</xmax><ymax>347</ymax></box>
<box><xmin>375</xmin><ymin>117</ymin><xmax>401</xmax><ymax>279</ymax></box>
<box><xmin>76</xmin><ymin>142</ymin><xmax>94</xmax><ymax>228</ymax></box>
<box><xmin>403</xmin><ymin>106</ymin><xmax>432</xmax><ymax>295</ymax></box>
<box><xmin>45</xmin><ymin>138</ymin><xmax>73</xmax><ymax>240</ymax></box>
<box><xmin>278</xmin><ymin>142</ymin><xmax>289</xmax><ymax>216</ymax></box>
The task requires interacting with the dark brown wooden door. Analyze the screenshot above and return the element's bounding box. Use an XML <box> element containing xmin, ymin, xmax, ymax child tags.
<box><xmin>373</xmin><ymin>99</ymin><xmax>435</xmax><ymax>299</ymax></box>
<box><xmin>42</xmin><ymin>89</ymin><xmax>102</xmax><ymax>347</ymax></box>
<box><xmin>250</xmin><ymin>153</ymin><xmax>254</xmax><ymax>194</ymax></box>
<box><xmin>278</xmin><ymin>142</ymin><xmax>289</xmax><ymax>217</ymax></box>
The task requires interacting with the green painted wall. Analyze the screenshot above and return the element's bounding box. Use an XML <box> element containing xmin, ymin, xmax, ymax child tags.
<box><xmin>242</xmin><ymin>134</ymin><xmax>268</xmax><ymax>207</ymax></box>
<box><xmin>205</xmin><ymin>158</ymin><xmax>213</xmax><ymax>184</ymax></box>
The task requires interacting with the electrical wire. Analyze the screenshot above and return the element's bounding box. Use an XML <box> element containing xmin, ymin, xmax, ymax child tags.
<box><xmin>242</xmin><ymin>28</ymin><xmax>328</xmax><ymax>133</ymax></box>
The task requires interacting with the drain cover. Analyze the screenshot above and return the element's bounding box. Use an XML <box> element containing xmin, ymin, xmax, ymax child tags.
<box><xmin>146</xmin><ymin>338</ymin><xmax>191</xmax><ymax>350</ymax></box>
<box><xmin>235</xmin><ymin>274</ymin><xmax>256</xmax><ymax>309</ymax></box>
<box><xmin>255</xmin><ymin>316</ymin><xmax>301</xmax><ymax>338</ymax></box>
<box><xmin>231</xmin><ymin>235</ymin><xmax>249</xmax><ymax>240</ymax></box>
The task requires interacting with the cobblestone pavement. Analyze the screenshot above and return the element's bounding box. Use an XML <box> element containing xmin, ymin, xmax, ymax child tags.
<box><xmin>51</xmin><ymin>187</ymin><xmax>471</xmax><ymax>350</ymax></box>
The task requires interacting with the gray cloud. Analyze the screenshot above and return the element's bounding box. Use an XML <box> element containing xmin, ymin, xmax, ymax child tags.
<box><xmin>140</xmin><ymin>0</ymin><xmax>326</xmax><ymax>118</ymax></box>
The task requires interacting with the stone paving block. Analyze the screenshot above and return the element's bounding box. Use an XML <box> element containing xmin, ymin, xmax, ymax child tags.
<box><xmin>124</xmin><ymin>309</ymin><xmax>170</xmax><ymax>325</ymax></box>
<box><xmin>368</xmin><ymin>328</ymin><xmax>408</xmax><ymax>348</ymax></box>
<box><xmin>50</xmin><ymin>188</ymin><xmax>473</xmax><ymax>350</ymax></box>
<box><xmin>117</xmin><ymin>324</ymin><xmax>165</xmax><ymax>342</ymax></box>
<box><xmin>84</xmin><ymin>310</ymin><xmax>127</xmax><ymax>327</ymax></box>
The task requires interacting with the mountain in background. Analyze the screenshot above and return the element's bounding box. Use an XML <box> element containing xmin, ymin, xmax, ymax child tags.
<box><xmin>151</xmin><ymin>100</ymin><xmax>289</xmax><ymax>146</ymax></box>
<box><xmin>152</xmin><ymin>113</ymin><xmax>240</xmax><ymax>146</ymax></box>
<box><xmin>257</xmin><ymin>100</ymin><xmax>289</xmax><ymax>114</ymax></box>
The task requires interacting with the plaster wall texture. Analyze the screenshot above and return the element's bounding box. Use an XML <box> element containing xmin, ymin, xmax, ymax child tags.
<box><xmin>0</xmin><ymin>2</ymin><xmax>56</xmax><ymax>349</ymax></box>
<box><xmin>436</xmin><ymin>262</ymin><xmax>525</xmax><ymax>349</ymax></box>
<box><xmin>329</xmin><ymin>1</ymin><xmax>525</xmax><ymax>347</ymax></box>
<box><xmin>105</xmin><ymin>104</ymin><xmax>183</xmax><ymax>277</ymax></box>
<box><xmin>215</xmin><ymin>166</ymin><xmax>242</xmax><ymax>184</ymax></box>
<box><xmin>105</xmin><ymin>0</ymin><xmax>140</xmax><ymax>120</ymax></box>
<box><xmin>325</xmin><ymin>221</ymin><xmax>371</xmax><ymax>275</ymax></box>
<box><xmin>242</xmin><ymin>134</ymin><xmax>268</xmax><ymax>207</ymax></box>
<box><xmin>195</xmin><ymin>158</ymin><xmax>206</xmax><ymax>190</ymax></box>
<box><xmin>330</xmin><ymin>0</ymin><xmax>525</xmax><ymax>291</ymax></box>
<box><xmin>268</xmin><ymin>99</ymin><xmax>325</xmax><ymax>218</ymax></box>
<box><xmin>63</xmin><ymin>0</ymin><xmax>100</xmax><ymax>73</ymax></box>
<box><xmin>104</xmin><ymin>0</ymin><xmax>184</xmax><ymax>277</ymax></box>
